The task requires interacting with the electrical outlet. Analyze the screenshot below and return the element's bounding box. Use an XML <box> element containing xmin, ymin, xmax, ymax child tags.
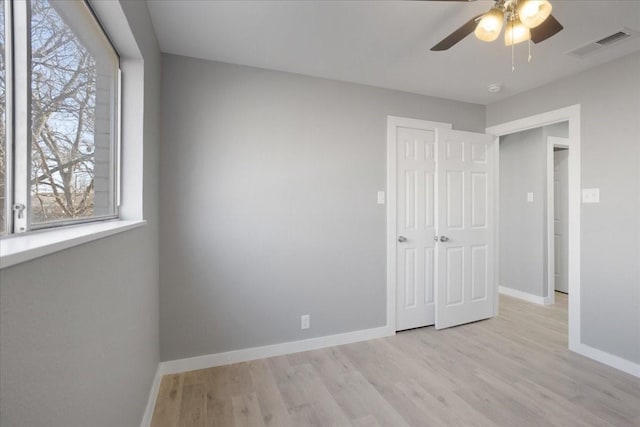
<box><xmin>301</xmin><ymin>314</ymin><xmax>310</xmax><ymax>330</ymax></box>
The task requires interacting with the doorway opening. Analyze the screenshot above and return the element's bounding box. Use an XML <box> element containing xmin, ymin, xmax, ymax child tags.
<box><xmin>495</xmin><ymin>122</ymin><xmax>569</xmax><ymax>306</ymax></box>
<box><xmin>486</xmin><ymin>105</ymin><xmax>581</xmax><ymax>353</ymax></box>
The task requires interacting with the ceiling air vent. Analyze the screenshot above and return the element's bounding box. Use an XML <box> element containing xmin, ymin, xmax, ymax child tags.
<box><xmin>596</xmin><ymin>31</ymin><xmax>631</xmax><ymax>46</ymax></box>
<box><xmin>567</xmin><ymin>29</ymin><xmax>636</xmax><ymax>58</ymax></box>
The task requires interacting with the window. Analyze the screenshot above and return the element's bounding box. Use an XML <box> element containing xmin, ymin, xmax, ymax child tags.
<box><xmin>1</xmin><ymin>0</ymin><xmax>120</xmax><ymax>237</ymax></box>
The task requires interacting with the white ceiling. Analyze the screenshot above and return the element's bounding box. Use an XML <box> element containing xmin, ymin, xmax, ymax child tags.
<box><xmin>146</xmin><ymin>0</ymin><xmax>640</xmax><ymax>105</ymax></box>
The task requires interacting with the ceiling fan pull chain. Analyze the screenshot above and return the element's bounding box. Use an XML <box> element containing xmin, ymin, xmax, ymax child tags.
<box><xmin>512</xmin><ymin>35</ymin><xmax>515</xmax><ymax>72</ymax></box>
<box><xmin>528</xmin><ymin>39</ymin><xmax>532</xmax><ymax>63</ymax></box>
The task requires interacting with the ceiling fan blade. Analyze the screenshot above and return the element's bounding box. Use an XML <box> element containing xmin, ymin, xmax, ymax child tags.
<box><xmin>431</xmin><ymin>14</ymin><xmax>482</xmax><ymax>51</ymax></box>
<box><xmin>530</xmin><ymin>14</ymin><xmax>563</xmax><ymax>44</ymax></box>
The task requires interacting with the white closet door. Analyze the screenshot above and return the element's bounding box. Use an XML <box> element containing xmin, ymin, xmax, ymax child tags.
<box><xmin>554</xmin><ymin>148</ymin><xmax>569</xmax><ymax>293</ymax></box>
<box><xmin>435</xmin><ymin>128</ymin><xmax>495</xmax><ymax>329</ymax></box>
<box><xmin>395</xmin><ymin>126</ymin><xmax>438</xmax><ymax>330</ymax></box>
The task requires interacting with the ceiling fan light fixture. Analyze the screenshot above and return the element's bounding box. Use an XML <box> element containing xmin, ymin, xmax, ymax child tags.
<box><xmin>504</xmin><ymin>17</ymin><xmax>531</xmax><ymax>46</ymax></box>
<box><xmin>517</xmin><ymin>0</ymin><xmax>553</xmax><ymax>29</ymax></box>
<box><xmin>474</xmin><ymin>8</ymin><xmax>504</xmax><ymax>42</ymax></box>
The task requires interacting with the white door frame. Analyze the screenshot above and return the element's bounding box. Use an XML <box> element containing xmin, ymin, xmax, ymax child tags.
<box><xmin>546</xmin><ymin>136</ymin><xmax>570</xmax><ymax>304</ymax></box>
<box><xmin>486</xmin><ymin>104</ymin><xmax>581</xmax><ymax>352</ymax></box>
<box><xmin>386</xmin><ymin>116</ymin><xmax>452</xmax><ymax>332</ymax></box>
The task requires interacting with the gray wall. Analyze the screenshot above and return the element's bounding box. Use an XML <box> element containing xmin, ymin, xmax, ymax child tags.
<box><xmin>488</xmin><ymin>52</ymin><xmax>640</xmax><ymax>364</ymax></box>
<box><xmin>499</xmin><ymin>128</ymin><xmax>546</xmax><ymax>297</ymax></box>
<box><xmin>543</xmin><ymin>122</ymin><xmax>569</xmax><ymax>140</ymax></box>
<box><xmin>159</xmin><ymin>55</ymin><xmax>485</xmax><ymax>361</ymax></box>
<box><xmin>0</xmin><ymin>2</ymin><xmax>161</xmax><ymax>426</ymax></box>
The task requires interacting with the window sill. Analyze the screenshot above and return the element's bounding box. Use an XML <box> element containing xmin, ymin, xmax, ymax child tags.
<box><xmin>0</xmin><ymin>219</ymin><xmax>146</xmax><ymax>269</ymax></box>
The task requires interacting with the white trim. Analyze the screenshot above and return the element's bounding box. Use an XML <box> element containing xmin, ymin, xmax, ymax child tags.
<box><xmin>573</xmin><ymin>343</ymin><xmax>640</xmax><ymax>378</ymax></box>
<box><xmin>487</xmin><ymin>104</ymin><xmax>582</xmax><ymax>354</ymax></box>
<box><xmin>12</xmin><ymin>0</ymin><xmax>30</xmax><ymax>233</ymax></box>
<box><xmin>160</xmin><ymin>325</ymin><xmax>394</xmax><ymax>376</ymax></box>
<box><xmin>89</xmin><ymin>0</ymin><xmax>145</xmax><ymax>221</ymax></box>
<box><xmin>493</xmin><ymin>136</ymin><xmax>501</xmax><ymax>316</ymax></box>
<box><xmin>546</xmin><ymin>139</ymin><xmax>555</xmax><ymax>305</ymax></box>
<box><xmin>386</xmin><ymin>116</ymin><xmax>452</xmax><ymax>332</ymax></box>
<box><xmin>386</xmin><ymin>116</ymin><xmax>452</xmax><ymax>132</ymax></box>
<box><xmin>139</xmin><ymin>364</ymin><xmax>162</xmax><ymax>427</ymax></box>
<box><xmin>486</xmin><ymin>106</ymin><xmax>578</xmax><ymax>136</ymax></box>
<box><xmin>546</xmin><ymin>137</ymin><xmax>570</xmax><ymax>305</ymax></box>
<box><xmin>0</xmin><ymin>220</ymin><xmax>146</xmax><ymax>269</ymax></box>
<box><xmin>116</xmin><ymin>68</ymin><xmax>123</xmax><ymax>208</ymax></box>
<box><xmin>499</xmin><ymin>286</ymin><xmax>546</xmax><ymax>305</ymax></box>
<box><xmin>3</xmin><ymin>0</ymin><xmax>14</xmax><ymax>235</ymax></box>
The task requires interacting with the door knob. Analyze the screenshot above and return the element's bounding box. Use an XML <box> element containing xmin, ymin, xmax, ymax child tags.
<box><xmin>433</xmin><ymin>236</ymin><xmax>439</xmax><ymax>242</ymax></box>
<box><xmin>439</xmin><ymin>235</ymin><xmax>449</xmax><ymax>242</ymax></box>
<box><xmin>398</xmin><ymin>236</ymin><xmax>407</xmax><ymax>243</ymax></box>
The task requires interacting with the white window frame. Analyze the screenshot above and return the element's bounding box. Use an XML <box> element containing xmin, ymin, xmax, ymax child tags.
<box><xmin>0</xmin><ymin>0</ymin><xmax>146</xmax><ymax>269</ymax></box>
<box><xmin>3</xmin><ymin>0</ymin><xmax>15</xmax><ymax>237</ymax></box>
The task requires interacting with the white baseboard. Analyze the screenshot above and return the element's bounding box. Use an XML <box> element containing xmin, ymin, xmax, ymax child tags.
<box><xmin>499</xmin><ymin>286</ymin><xmax>546</xmax><ymax>305</ymax></box>
<box><xmin>572</xmin><ymin>342</ymin><xmax>640</xmax><ymax>378</ymax></box>
<box><xmin>543</xmin><ymin>294</ymin><xmax>555</xmax><ymax>305</ymax></box>
<box><xmin>140</xmin><ymin>364</ymin><xmax>162</xmax><ymax>427</ymax></box>
<box><xmin>160</xmin><ymin>325</ymin><xmax>395</xmax><ymax>375</ymax></box>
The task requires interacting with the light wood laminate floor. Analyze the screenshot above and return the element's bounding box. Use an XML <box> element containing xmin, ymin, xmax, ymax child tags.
<box><xmin>151</xmin><ymin>293</ymin><xmax>640</xmax><ymax>427</ymax></box>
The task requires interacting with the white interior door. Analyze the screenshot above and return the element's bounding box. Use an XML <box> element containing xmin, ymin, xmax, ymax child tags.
<box><xmin>554</xmin><ymin>148</ymin><xmax>569</xmax><ymax>293</ymax></box>
<box><xmin>395</xmin><ymin>126</ymin><xmax>438</xmax><ymax>330</ymax></box>
<box><xmin>435</xmin><ymin>128</ymin><xmax>495</xmax><ymax>329</ymax></box>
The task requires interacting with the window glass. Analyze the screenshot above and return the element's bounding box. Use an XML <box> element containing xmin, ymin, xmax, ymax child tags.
<box><xmin>30</xmin><ymin>0</ymin><xmax>118</xmax><ymax>225</ymax></box>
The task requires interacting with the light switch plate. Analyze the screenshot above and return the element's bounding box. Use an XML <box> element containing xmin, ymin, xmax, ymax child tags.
<box><xmin>377</xmin><ymin>191</ymin><xmax>385</xmax><ymax>205</ymax></box>
<box><xmin>527</xmin><ymin>192</ymin><xmax>534</xmax><ymax>202</ymax></box>
<box><xmin>582</xmin><ymin>188</ymin><xmax>600</xmax><ymax>204</ymax></box>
